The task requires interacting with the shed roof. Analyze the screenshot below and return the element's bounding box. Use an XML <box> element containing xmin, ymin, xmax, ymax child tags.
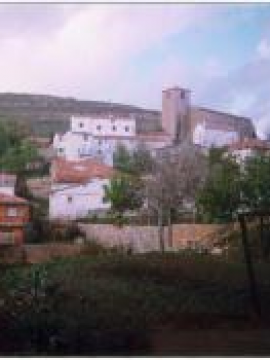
<box><xmin>52</xmin><ymin>158</ymin><xmax>115</xmax><ymax>184</ymax></box>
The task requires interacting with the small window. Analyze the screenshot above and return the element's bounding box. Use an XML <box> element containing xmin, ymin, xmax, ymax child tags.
<box><xmin>67</xmin><ymin>196</ymin><xmax>73</xmax><ymax>203</ymax></box>
<box><xmin>112</xmin><ymin>125</ymin><xmax>117</xmax><ymax>131</ymax></box>
<box><xmin>79</xmin><ymin>122</ymin><xmax>84</xmax><ymax>128</ymax></box>
<box><xmin>58</xmin><ymin>148</ymin><xmax>64</xmax><ymax>153</ymax></box>
<box><xmin>98</xmin><ymin>149</ymin><xmax>102</xmax><ymax>155</ymax></box>
<box><xmin>98</xmin><ymin>139</ymin><xmax>102</xmax><ymax>145</ymax></box>
<box><xmin>7</xmin><ymin>207</ymin><xmax>18</xmax><ymax>217</ymax></box>
<box><xmin>125</xmin><ymin>126</ymin><xmax>129</xmax><ymax>132</ymax></box>
<box><xmin>180</xmin><ymin>90</ymin><xmax>185</xmax><ymax>99</ymax></box>
<box><xmin>97</xmin><ymin>125</ymin><xmax>101</xmax><ymax>131</ymax></box>
<box><xmin>84</xmin><ymin>134</ymin><xmax>88</xmax><ymax>141</ymax></box>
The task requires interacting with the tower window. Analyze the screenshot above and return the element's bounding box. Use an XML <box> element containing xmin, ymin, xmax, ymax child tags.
<box><xmin>112</xmin><ymin>126</ymin><xmax>117</xmax><ymax>131</ymax></box>
<box><xmin>79</xmin><ymin>122</ymin><xmax>84</xmax><ymax>128</ymax></box>
<box><xmin>180</xmin><ymin>90</ymin><xmax>185</xmax><ymax>99</ymax></box>
<box><xmin>67</xmin><ymin>196</ymin><xmax>73</xmax><ymax>203</ymax></box>
<box><xmin>125</xmin><ymin>126</ymin><xmax>129</xmax><ymax>132</ymax></box>
<box><xmin>84</xmin><ymin>134</ymin><xmax>89</xmax><ymax>141</ymax></box>
<box><xmin>97</xmin><ymin>125</ymin><xmax>101</xmax><ymax>131</ymax></box>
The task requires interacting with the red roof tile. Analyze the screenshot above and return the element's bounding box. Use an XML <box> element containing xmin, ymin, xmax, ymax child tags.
<box><xmin>137</xmin><ymin>132</ymin><xmax>170</xmax><ymax>142</ymax></box>
<box><xmin>228</xmin><ymin>138</ymin><xmax>270</xmax><ymax>152</ymax></box>
<box><xmin>52</xmin><ymin>158</ymin><xmax>115</xmax><ymax>184</ymax></box>
<box><xmin>0</xmin><ymin>192</ymin><xmax>28</xmax><ymax>204</ymax></box>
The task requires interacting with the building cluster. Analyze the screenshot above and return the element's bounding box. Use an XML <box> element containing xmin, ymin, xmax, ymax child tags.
<box><xmin>2</xmin><ymin>85</ymin><xmax>269</xmax><ymax>246</ymax></box>
<box><xmin>53</xmin><ymin>86</ymin><xmax>256</xmax><ymax>164</ymax></box>
<box><xmin>49</xmin><ymin>85</ymin><xmax>269</xmax><ymax>220</ymax></box>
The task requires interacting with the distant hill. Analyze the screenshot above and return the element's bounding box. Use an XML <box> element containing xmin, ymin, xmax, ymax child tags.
<box><xmin>0</xmin><ymin>93</ymin><xmax>161</xmax><ymax>137</ymax></box>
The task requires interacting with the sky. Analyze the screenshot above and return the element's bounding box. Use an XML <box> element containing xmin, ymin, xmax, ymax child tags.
<box><xmin>0</xmin><ymin>4</ymin><xmax>270</xmax><ymax>137</ymax></box>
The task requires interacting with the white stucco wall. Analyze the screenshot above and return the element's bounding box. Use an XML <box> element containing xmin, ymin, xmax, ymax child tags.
<box><xmin>193</xmin><ymin>122</ymin><xmax>239</xmax><ymax>148</ymax></box>
<box><xmin>0</xmin><ymin>186</ymin><xmax>15</xmax><ymax>196</ymax></box>
<box><xmin>49</xmin><ymin>178</ymin><xmax>110</xmax><ymax>220</ymax></box>
<box><xmin>231</xmin><ymin>148</ymin><xmax>253</xmax><ymax>163</ymax></box>
<box><xmin>53</xmin><ymin>131</ymin><xmax>86</xmax><ymax>160</ymax></box>
<box><xmin>71</xmin><ymin>116</ymin><xmax>136</xmax><ymax>137</ymax></box>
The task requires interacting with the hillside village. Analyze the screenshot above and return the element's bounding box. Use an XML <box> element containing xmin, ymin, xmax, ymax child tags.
<box><xmin>0</xmin><ymin>85</ymin><xmax>270</xmax><ymax>249</ymax></box>
<box><xmin>0</xmin><ymin>85</ymin><xmax>269</xmax><ymax>257</ymax></box>
<box><xmin>2</xmin><ymin>3</ymin><xmax>270</xmax><ymax>355</ymax></box>
<box><xmin>2</xmin><ymin>85</ymin><xmax>270</xmax><ymax>356</ymax></box>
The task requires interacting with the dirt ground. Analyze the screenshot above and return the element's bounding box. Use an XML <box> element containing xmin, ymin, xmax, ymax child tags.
<box><xmin>151</xmin><ymin>328</ymin><xmax>270</xmax><ymax>356</ymax></box>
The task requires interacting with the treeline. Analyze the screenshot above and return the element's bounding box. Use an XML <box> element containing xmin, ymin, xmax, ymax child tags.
<box><xmin>104</xmin><ymin>143</ymin><xmax>270</xmax><ymax>227</ymax></box>
<box><xmin>0</xmin><ymin>121</ymin><xmax>39</xmax><ymax>175</ymax></box>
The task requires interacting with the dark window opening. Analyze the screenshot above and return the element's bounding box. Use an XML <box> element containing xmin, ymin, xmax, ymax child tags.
<box><xmin>180</xmin><ymin>90</ymin><xmax>185</xmax><ymax>99</ymax></box>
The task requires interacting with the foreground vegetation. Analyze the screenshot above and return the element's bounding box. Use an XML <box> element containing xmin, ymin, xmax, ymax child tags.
<box><xmin>1</xmin><ymin>252</ymin><xmax>270</xmax><ymax>355</ymax></box>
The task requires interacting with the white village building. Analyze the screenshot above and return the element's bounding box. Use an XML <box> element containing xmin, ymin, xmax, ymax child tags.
<box><xmin>0</xmin><ymin>173</ymin><xmax>16</xmax><ymax>196</ymax></box>
<box><xmin>192</xmin><ymin>121</ymin><xmax>238</xmax><ymax>148</ymax></box>
<box><xmin>49</xmin><ymin>158</ymin><xmax>115</xmax><ymax>220</ymax></box>
<box><xmin>226</xmin><ymin>138</ymin><xmax>270</xmax><ymax>163</ymax></box>
<box><xmin>53</xmin><ymin>115</ymin><xmax>170</xmax><ymax>165</ymax></box>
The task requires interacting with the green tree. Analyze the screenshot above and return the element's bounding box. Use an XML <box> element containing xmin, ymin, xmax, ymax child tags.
<box><xmin>0</xmin><ymin>139</ymin><xmax>38</xmax><ymax>175</ymax></box>
<box><xmin>242</xmin><ymin>153</ymin><xmax>270</xmax><ymax>210</ymax></box>
<box><xmin>132</xmin><ymin>143</ymin><xmax>154</xmax><ymax>175</ymax></box>
<box><xmin>0</xmin><ymin>120</ymin><xmax>38</xmax><ymax>175</ymax></box>
<box><xmin>113</xmin><ymin>143</ymin><xmax>154</xmax><ymax>176</ymax></box>
<box><xmin>103</xmin><ymin>174</ymin><xmax>142</xmax><ymax>225</ymax></box>
<box><xmin>113</xmin><ymin>144</ymin><xmax>133</xmax><ymax>173</ymax></box>
<box><xmin>197</xmin><ymin>148</ymin><xmax>242</xmax><ymax>223</ymax></box>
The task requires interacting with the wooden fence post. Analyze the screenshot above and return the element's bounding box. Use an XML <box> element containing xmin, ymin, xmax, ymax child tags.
<box><xmin>239</xmin><ymin>214</ymin><xmax>261</xmax><ymax>318</ymax></box>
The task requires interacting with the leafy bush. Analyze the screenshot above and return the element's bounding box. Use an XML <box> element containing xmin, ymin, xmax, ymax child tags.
<box><xmin>1</xmin><ymin>254</ymin><xmax>270</xmax><ymax>354</ymax></box>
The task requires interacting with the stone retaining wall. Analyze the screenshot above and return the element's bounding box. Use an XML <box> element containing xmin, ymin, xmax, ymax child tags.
<box><xmin>78</xmin><ymin>223</ymin><xmax>238</xmax><ymax>253</ymax></box>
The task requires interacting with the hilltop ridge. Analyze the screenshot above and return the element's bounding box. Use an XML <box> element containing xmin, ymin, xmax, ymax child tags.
<box><xmin>0</xmin><ymin>92</ymin><xmax>161</xmax><ymax>136</ymax></box>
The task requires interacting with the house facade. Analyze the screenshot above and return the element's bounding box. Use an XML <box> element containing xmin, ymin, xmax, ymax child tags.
<box><xmin>227</xmin><ymin>138</ymin><xmax>270</xmax><ymax>163</ymax></box>
<box><xmin>49</xmin><ymin>158</ymin><xmax>115</xmax><ymax>219</ymax></box>
<box><xmin>0</xmin><ymin>173</ymin><xmax>30</xmax><ymax>245</ymax></box>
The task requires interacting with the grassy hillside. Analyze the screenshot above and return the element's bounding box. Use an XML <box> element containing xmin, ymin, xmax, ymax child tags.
<box><xmin>0</xmin><ymin>93</ymin><xmax>161</xmax><ymax>137</ymax></box>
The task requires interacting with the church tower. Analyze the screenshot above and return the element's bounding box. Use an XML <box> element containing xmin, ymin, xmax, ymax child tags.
<box><xmin>161</xmin><ymin>86</ymin><xmax>191</xmax><ymax>143</ymax></box>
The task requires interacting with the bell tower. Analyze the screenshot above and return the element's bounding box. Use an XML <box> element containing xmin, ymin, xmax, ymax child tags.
<box><xmin>161</xmin><ymin>86</ymin><xmax>191</xmax><ymax>143</ymax></box>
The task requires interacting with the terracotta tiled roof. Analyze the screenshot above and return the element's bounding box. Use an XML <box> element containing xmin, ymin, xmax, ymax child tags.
<box><xmin>91</xmin><ymin>132</ymin><xmax>170</xmax><ymax>142</ymax></box>
<box><xmin>137</xmin><ymin>132</ymin><xmax>170</xmax><ymax>142</ymax></box>
<box><xmin>228</xmin><ymin>138</ymin><xmax>270</xmax><ymax>151</ymax></box>
<box><xmin>28</xmin><ymin>136</ymin><xmax>51</xmax><ymax>148</ymax></box>
<box><xmin>52</xmin><ymin>158</ymin><xmax>115</xmax><ymax>184</ymax></box>
<box><xmin>0</xmin><ymin>192</ymin><xmax>28</xmax><ymax>204</ymax></box>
